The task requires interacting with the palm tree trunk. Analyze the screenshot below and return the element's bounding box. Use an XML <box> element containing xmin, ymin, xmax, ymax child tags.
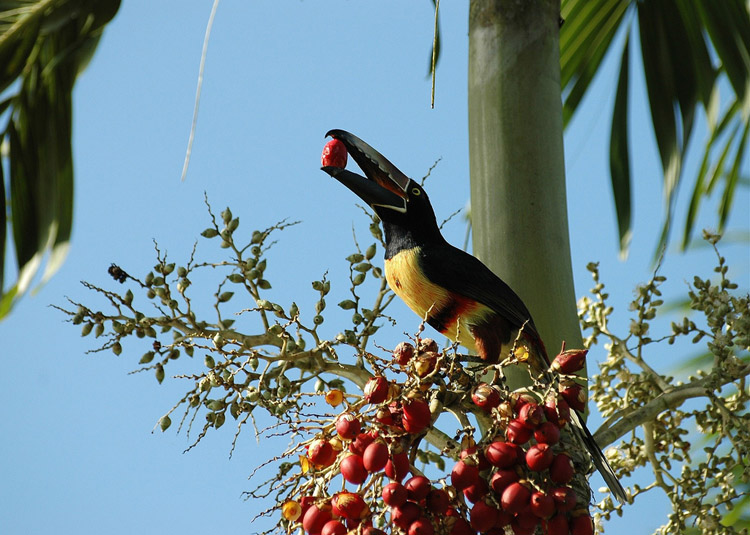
<box><xmin>468</xmin><ymin>0</ymin><xmax>583</xmax><ymax>387</ymax></box>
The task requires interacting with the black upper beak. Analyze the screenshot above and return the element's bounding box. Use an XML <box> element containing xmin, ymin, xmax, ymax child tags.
<box><xmin>321</xmin><ymin>129</ymin><xmax>410</xmax><ymax>213</ymax></box>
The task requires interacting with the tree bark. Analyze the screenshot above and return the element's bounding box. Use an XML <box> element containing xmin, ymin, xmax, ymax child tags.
<box><xmin>468</xmin><ymin>0</ymin><xmax>583</xmax><ymax>385</ymax></box>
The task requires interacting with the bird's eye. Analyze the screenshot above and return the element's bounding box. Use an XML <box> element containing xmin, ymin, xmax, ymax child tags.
<box><xmin>411</xmin><ymin>188</ymin><xmax>421</xmax><ymax>196</ymax></box>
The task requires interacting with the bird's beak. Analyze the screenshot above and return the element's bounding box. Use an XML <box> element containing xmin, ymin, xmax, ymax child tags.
<box><xmin>321</xmin><ymin>129</ymin><xmax>410</xmax><ymax>213</ymax></box>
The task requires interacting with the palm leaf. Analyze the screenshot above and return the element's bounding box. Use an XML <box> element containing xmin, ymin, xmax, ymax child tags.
<box><xmin>561</xmin><ymin>0</ymin><xmax>750</xmax><ymax>257</ymax></box>
<box><xmin>0</xmin><ymin>0</ymin><xmax>120</xmax><ymax>320</ymax></box>
<box><xmin>609</xmin><ymin>34</ymin><xmax>631</xmax><ymax>256</ymax></box>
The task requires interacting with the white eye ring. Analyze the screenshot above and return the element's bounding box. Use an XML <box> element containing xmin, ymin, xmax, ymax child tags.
<box><xmin>411</xmin><ymin>188</ymin><xmax>421</xmax><ymax>196</ymax></box>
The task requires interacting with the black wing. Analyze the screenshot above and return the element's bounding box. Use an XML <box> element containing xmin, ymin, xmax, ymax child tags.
<box><xmin>417</xmin><ymin>242</ymin><xmax>539</xmax><ymax>335</ymax></box>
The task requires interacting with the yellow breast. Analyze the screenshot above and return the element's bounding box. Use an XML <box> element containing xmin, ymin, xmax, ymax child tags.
<box><xmin>384</xmin><ymin>248</ymin><xmax>489</xmax><ymax>351</ymax></box>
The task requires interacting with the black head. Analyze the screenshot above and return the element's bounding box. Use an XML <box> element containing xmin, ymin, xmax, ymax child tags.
<box><xmin>321</xmin><ymin>129</ymin><xmax>443</xmax><ymax>252</ymax></box>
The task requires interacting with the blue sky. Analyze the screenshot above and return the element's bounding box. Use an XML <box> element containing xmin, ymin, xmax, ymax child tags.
<box><xmin>2</xmin><ymin>2</ymin><xmax>748</xmax><ymax>535</ymax></box>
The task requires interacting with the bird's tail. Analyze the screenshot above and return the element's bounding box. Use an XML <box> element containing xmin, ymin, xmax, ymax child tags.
<box><xmin>569</xmin><ymin>410</ymin><xmax>627</xmax><ymax>504</ymax></box>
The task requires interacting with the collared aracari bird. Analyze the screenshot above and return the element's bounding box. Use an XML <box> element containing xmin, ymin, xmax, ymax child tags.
<box><xmin>321</xmin><ymin>129</ymin><xmax>626</xmax><ymax>503</ymax></box>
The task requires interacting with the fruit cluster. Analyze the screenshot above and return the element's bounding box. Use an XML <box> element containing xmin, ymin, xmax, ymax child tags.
<box><xmin>279</xmin><ymin>342</ymin><xmax>595</xmax><ymax>535</ymax></box>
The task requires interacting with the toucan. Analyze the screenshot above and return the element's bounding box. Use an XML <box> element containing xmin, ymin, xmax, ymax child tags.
<box><xmin>321</xmin><ymin>128</ymin><xmax>626</xmax><ymax>503</ymax></box>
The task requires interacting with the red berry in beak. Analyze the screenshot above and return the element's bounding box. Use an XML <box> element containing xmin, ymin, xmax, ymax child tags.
<box><xmin>321</xmin><ymin>138</ymin><xmax>348</xmax><ymax>168</ymax></box>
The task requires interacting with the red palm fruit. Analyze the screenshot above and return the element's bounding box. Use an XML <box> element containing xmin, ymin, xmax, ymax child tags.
<box><xmin>463</xmin><ymin>478</ymin><xmax>489</xmax><ymax>503</ymax></box>
<box><xmin>340</xmin><ymin>454</ymin><xmax>368</xmax><ymax>485</ymax></box>
<box><xmin>529</xmin><ymin>491</ymin><xmax>555</xmax><ymax>519</ymax></box>
<box><xmin>331</xmin><ymin>492</ymin><xmax>366</xmax><ymax>519</ymax></box>
<box><xmin>517</xmin><ymin>511</ymin><xmax>541</xmax><ymax>530</ymax></box>
<box><xmin>409</xmin><ymin>517</ymin><xmax>435</xmax><ymax>535</ymax></box>
<box><xmin>362</xmin><ymin>528</ymin><xmax>386</xmax><ymax>535</ymax></box>
<box><xmin>550</xmin><ymin>486</ymin><xmax>577</xmax><ymax>512</ymax></box>
<box><xmin>495</xmin><ymin>510</ymin><xmax>513</xmax><ymax>528</ymax></box>
<box><xmin>509</xmin><ymin>392</ymin><xmax>537</xmax><ymax>412</ymax></box>
<box><xmin>382</xmin><ymin>482</ymin><xmax>408</xmax><ymax>507</ymax></box>
<box><xmin>308</xmin><ymin>439</ymin><xmax>336</xmax><ymax>468</ymax></box>
<box><xmin>461</xmin><ymin>445</ymin><xmax>491</xmax><ymax>471</ymax></box>
<box><xmin>349</xmin><ymin>432</ymin><xmax>376</xmax><ymax>456</ymax></box>
<box><xmin>375</xmin><ymin>406</ymin><xmax>395</xmax><ymax>426</ymax></box>
<box><xmin>510</xmin><ymin>514</ymin><xmax>538</xmax><ymax>535</ymax></box>
<box><xmin>489</xmin><ymin>468</ymin><xmax>519</xmax><ymax>494</ymax></box>
<box><xmin>450</xmin><ymin>460</ymin><xmax>480</xmax><ymax>490</ymax></box>
<box><xmin>506</xmin><ymin>420</ymin><xmax>532</xmax><ymax>444</ymax></box>
<box><xmin>392</xmin><ymin>502</ymin><xmax>421</xmax><ymax>530</ymax></box>
<box><xmin>385</xmin><ymin>451</ymin><xmax>410</xmax><ymax>482</ymax></box>
<box><xmin>303</xmin><ymin>504</ymin><xmax>332</xmax><ymax>534</ymax></box>
<box><xmin>447</xmin><ymin>517</ymin><xmax>473</xmax><ymax>535</ymax></box>
<box><xmin>405</xmin><ymin>475</ymin><xmax>432</xmax><ymax>501</ymax></box>
<box><xmin>402</xmin><ymin>398</ymin><xmax>431</xmax><ymax>434</ymax></box>
<box><xmin>425</xmin><ymin>488</ymin><xmax>450</xmax><ymax>514</ymax></box>
<box><xmin>570</xmin><ymin>513</ymin><xmax>594</xmax><ymax>535</ymax></box>
<box><xmin>559</xmin><ymin>380</ymin><xmax>587</xmax><ymax>412</ymax></box>
<box><xmin>543</xmin><ymin>394</ymin><xmax>570</xmax><ymax>428</ymax></box>
<box><xmin>544</xmin><ymin>514</ymin><xmax>570</xmax><ymax>535</ymax></box>
<box><xmin>417</xmin><ymin>338</ymin><xmax>439</xmax><ymax>353</ymax></box>
<box><xmin>412</xmin><ymin>352</ymin><xmax>438</xmax><ymax>377</ymax></box>
<box><xmin>321</xmin><ymin>520</ymin><xmax>347</xmax><ymax>535</ymax></box>
<box><xmin>472</xmin><ymin>383</ymin><xmax>501</xmax><ymax>411</ymax></box>
<box><xmin>485</xmin><ymin>441</ymin><xmax>520</xmax><ymax>468</ymax></box>
<box><xmin>335</xmin><ymin>413</ymin><xmax>361</xmax><ymax>440</ymax></box>
<box><xmin>549</xmin><ymin>453</ymin><xmax>575</xmax><ymax>484</ymax></box>
<box><xmin>363</xmin><ymin>440</ymin><xmax>389</xmax><ymax>473</ymax></box>
<box><xmin>534</xmin><ymin>421</ymin><xmax>561</xmax><ymax>445</ymax></box>
<box><xmin>470</xmin><ymin>501</ymin><xmax>499</xmax><ymax>532</ymax></box>
<box><xmin>393</xmin><ymin>342</ymin><xmax>415</xmax><ymax>365</ymax></box>
<box><xmin>525</xmin><ymin>443</ymin><xmax>554</xmax><ymax>471</ymax></box>
<box><xmin>517</xmin><ymin>402</ymin><xmax>543</xmax><ymax>429</ymax></box>
<box><xmin>500</xmin><ymin>482</ymin><xmax>531</xmax><ymax>514</ymax></box>
<box><xmin>551</xmin><ymin>348</ymin><xmax>587</xmax><ymax>375</ymax></box>
<box><xmin>364</xmin><ymin>376</ymin><xmax>389</xmax><ymax>404</ymax></box>
<box><xmin>299</xmin><ymin>496</ymin><xmax>316</xmax><ymax>518</ymax></box>
<box><xmin>321</xmin><ymin>139</ymin><xmax>348</xmax><ymax>168</ymax></box>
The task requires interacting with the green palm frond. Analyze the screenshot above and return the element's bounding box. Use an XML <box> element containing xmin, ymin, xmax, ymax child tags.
<box><xmin>561</xmin><ymin>0</ymin><xmax>750</xmax><ymax>258</ymax></box>
<box><xmin>0</xmin><ymin>0</ymin><xmax>120</xmax><ymax>319</ymax></box>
